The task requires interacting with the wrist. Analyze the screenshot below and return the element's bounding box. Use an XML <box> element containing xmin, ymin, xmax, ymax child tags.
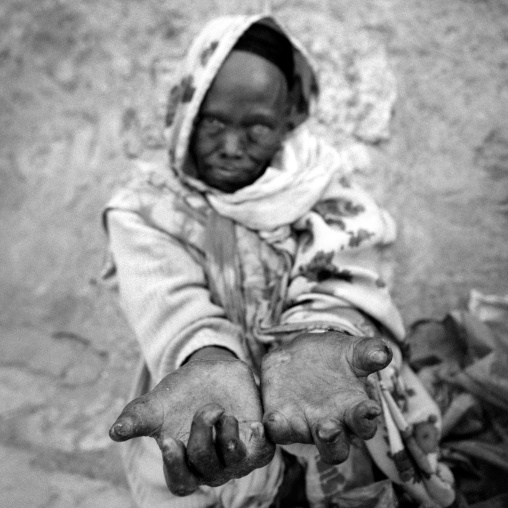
<box><xmin>185</xmin><ymin>346</ymin><xmax>237</xmax><ymax>363</ymax></box>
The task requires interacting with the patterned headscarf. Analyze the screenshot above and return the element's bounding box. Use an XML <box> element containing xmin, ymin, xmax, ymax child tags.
<box><xmin>164</xmin><ymin>14</ymin><xmax>319</xmax><ymax>190</ymax></box>
<box><xmin>233</xmin><ymin>22</ymin><xmax>295</xmax><ymax>88</ymax></box>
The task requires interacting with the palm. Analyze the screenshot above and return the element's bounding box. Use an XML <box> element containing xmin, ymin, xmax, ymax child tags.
<box><xmin>110</xmin><ymin>358</ymin><xmax>274</xmax><ymax>493</ymax></box>
<box><xmin>262</xmin><ymin>331</ymin><xmax>392</xmax><ymax>464</ymax></box>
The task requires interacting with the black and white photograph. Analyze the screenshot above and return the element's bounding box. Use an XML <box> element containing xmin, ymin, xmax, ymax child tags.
<box><xmin>1</xmin><ymin>1</ymin><xmax>507</xmax><ymax>506</ymax></box>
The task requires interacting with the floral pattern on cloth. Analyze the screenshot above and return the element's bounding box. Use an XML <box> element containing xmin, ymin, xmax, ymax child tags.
<box><xmin>206</xmin><ymin>209</ymin><xmax>455</xmax><ymax>508</ymax></box>
<box><xmin>253</xmin><ymin>198</ymin><xmax>456</xmax><ymax>507</ymax></box>
<box><xmin>164</xmin><ymin>14</ymin><xmax>319</xmax><ymax>192</ymax></box>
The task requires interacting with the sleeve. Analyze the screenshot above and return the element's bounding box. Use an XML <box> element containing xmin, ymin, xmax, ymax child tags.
<box><xmin>106</xmin><ymin>209</ymin><xmax>249</xmax><ymax>383</ymax></box>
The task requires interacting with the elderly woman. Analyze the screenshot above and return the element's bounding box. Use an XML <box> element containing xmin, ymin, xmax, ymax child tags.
<box><xmin>105</xmin><ymin>14</ymin><xmax>456</xmax><ymax>508</ymax></box>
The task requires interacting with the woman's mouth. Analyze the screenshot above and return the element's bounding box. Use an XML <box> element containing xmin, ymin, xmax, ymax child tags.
<box><xmin>208</xmin><ymin>164</ymin><xmax>242</xmax><ymax>174</ymax></box>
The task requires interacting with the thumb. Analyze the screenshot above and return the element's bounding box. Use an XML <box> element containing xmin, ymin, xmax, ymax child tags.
<box><xmin>109</xmin><ymin>392</ymin><xmax>164</xmax><ymax>442</ymax></box>
<box><xmin>349</xmin><ymin>337</ymin><xmax>392</xmax><ymax>377</ymax></box>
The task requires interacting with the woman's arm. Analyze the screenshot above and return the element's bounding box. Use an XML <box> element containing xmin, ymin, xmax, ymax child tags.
<box><xmin>106</xmin><ymin>209</ymin><xmax>247</xmax><ymax>383</ymax></box>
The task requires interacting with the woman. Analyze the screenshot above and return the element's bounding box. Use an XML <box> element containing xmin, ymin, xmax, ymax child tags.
<box><xmin>105</xmin><ymin>14</ymin><xmax>456</xmax><ymax>508</ymax></box>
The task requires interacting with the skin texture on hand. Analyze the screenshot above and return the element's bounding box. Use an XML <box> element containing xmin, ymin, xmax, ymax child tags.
<box><xmin>109</xmin><ymin>350</ymin><xmax>275</xmax><ymax>496</ymax></box>
<box><xmin>262</xmin><ymin>331</ymin><xmax>392</xmax><ymax>465</ymax></box>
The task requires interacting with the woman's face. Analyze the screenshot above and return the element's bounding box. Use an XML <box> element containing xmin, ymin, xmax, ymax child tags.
<box><xmin>190</xmin><ymin>50</ymin><xmax>289</xmax><ymax>193</ymax></box>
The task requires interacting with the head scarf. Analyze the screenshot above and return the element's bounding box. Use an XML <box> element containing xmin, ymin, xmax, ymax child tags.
<box><xmin>163</xmin><ymin>15</ymin><xmax>342</xmax><ymax>230</ymax></box>
<box><xmin>233</xmin><ymin>22</ymin><xmax>295</xmax><ymax>88</ymax></box>
<box><xmin>165</xmin><ymin>15</ymin><xmax>318</xmax><ymax>181</ymax></box>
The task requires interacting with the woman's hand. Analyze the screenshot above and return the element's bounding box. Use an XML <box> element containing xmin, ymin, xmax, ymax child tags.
<box><xmin>109</xmin><ymin>350</ymin><xmax>274</xmax><ymax>496</ymax></box>
<box><xmin>261</xmin><ymin>331</ymin><xmax>392</xmax><ymax>464</ymax></box>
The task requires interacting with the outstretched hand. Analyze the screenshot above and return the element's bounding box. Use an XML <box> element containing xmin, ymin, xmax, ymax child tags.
<box><xmin>262</xmin><ymin>331</ymin><xmax>392</xmax><ymax>464</ymax></box>
<box><xmin>109</xmin><ymin>356</ymin><xmax>275</xmax><ymax>496</ymax></box>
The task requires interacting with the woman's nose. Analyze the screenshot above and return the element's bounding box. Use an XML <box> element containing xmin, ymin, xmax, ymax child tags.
<box><xmin>220</xmin><ymin>130</ymin><xmax>245</xmax><ymax>158</ymax></box>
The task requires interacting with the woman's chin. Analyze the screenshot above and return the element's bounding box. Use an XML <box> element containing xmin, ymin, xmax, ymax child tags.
<box><xmin>205</xmin><ymin>173</ymin><xmax>260</xmax><ymax>193</ymax></box>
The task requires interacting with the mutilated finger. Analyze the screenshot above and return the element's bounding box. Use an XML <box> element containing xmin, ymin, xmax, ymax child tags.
<box><xmin>161</xmin><ymin>437</ymin><xmax>199</xmax><ymax>496</ymax></box>
<box><xmin>109</xmin><ymin>393</ymin><xmax>164</xmax><ymax>442</ymax></box>
<box><xmin>350</xmin><ymin>338</ymin><xmax>392</xmax><ymax>377</ymax></box>
<box><xmin>263</xmin><ymin>410</ymin><xmax>297</xmax><ymax>445</ymax></box>
<box><xmin>312</xmin><ymin>418</ymin><xmax>350</xmax><ymax>465</ymax></box>
<box><xmin>186</xmin><ymin>403</ymin><xmax>224</xmax><ymax>478</ymax></box>
<box><xmin>216</xmin><ymin>415</ymin><xmax>247</xmax><ymax>467</ymax></box>
<box><xmin>246</xmin><ymin>421</ymin><xmax>276</xmax><ymax>467</ymax></box>
<box><xmin>344</xmin><ymin>399</ymin><xmax>381</xmax><ymax>440</ymax></box>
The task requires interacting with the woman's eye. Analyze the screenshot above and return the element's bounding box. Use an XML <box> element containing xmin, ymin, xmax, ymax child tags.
<box><xmin>199</xmin><ymin>116</ymin><xmax>226</xmax><ymax>134</ymax></box>
<box><xmin>248</xmin><ymin>124</ymin><xmax>273</xmax><ymax>143</ymax></box>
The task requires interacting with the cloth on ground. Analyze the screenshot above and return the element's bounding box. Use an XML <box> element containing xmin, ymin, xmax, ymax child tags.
<box><xmin>406</xmin><ymin>290</ymin><xmax>508</xmax><ymax>507</ymax></box>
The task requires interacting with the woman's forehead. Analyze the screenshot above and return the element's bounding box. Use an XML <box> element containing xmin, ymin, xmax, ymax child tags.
<box><xmin>203</xmin><ymin>51</ymin><xmax>288</xmax><ymax>106</ymax></box>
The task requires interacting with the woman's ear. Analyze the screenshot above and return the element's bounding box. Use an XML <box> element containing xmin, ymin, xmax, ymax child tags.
<box><xmin>284</xmin><ymin>89</ymin><xmax>296</xmax><ymax>131</ymax></box>
<box><xmin>285</xmin><ymin>94</ymin><xmax>293</xmax><ymax>117</ymax></box>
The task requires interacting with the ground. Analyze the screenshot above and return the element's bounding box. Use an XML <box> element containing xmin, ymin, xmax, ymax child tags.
<box><xmin>1</xmin><ymin>0</ymin><xmax>507</xmax><ymax>505</ymax></box>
